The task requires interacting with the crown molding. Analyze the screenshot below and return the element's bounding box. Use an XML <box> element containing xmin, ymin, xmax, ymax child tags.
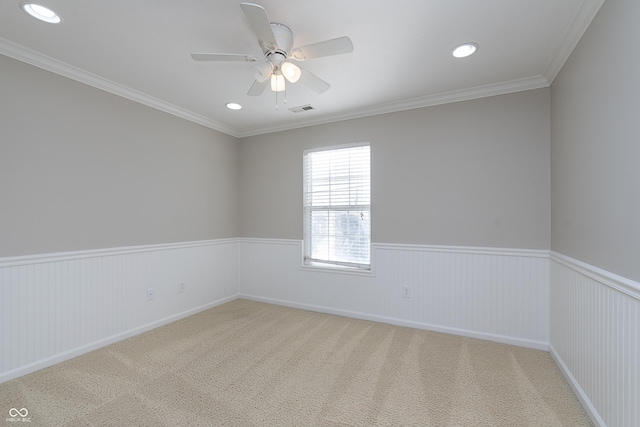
<box><xmin>543</xmin><ymin>0</ymin><xmax>606</xmax><ymax>83</ymax></box>
<box><xmin>0</xmin><ymin>38</ymin><xmax>240</xmax><ymax>138</ymax></box>
<box><xmin>236</xmin><ymin>75</ymin><xmax>550</xmax><ymax>137</ymax></box>
<box><xmin>1</xmin><ymin>37</ymin><xmax>551</xmax><ymax>140</ymax></box>
<box><xmin>3</xmin><ymin>0</ymin><xmax>602</xmax><ymax>141</ymax></box>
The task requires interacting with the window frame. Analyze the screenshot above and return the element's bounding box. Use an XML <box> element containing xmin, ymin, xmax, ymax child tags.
<box><xmin>302</xmin><ymin>142</ymin><xmax>372</xmax><ymax>273</ymax></box>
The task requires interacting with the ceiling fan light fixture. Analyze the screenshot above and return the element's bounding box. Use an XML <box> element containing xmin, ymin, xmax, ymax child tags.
<box><xmin>452</xmin><ymin>43</ymin><xmax>478</xmax><ymax>58</ymax></box>
<box><xmin>271</xmin><ymin>72</ymin><xmax>285</xmax><ymax>92</ymax></box>
<box><xmin>252</xmin><ymin>61</ymin><xmax>273</xmax><ymax>82</ymax></box>
<box><xmin>281</xmin><ymin>62</ymin><xmax>301</xmax><ymax>83</ymax></box>
<box><xmin>21</xmin><ymin>2</ymin><xmax>61</xmax><ymax>23</ymax></box>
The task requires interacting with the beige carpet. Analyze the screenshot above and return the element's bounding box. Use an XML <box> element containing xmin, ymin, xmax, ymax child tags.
<box><xmin>1</xmin><ymin>299</ymin><xmax>591</xmax><ymax>426</ymax></box>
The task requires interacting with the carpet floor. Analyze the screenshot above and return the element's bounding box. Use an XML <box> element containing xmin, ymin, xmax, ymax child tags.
<box><xmin>1</xmin><ymin>299</ymin><xmax>592</xmax><ymax>426</ymax></box>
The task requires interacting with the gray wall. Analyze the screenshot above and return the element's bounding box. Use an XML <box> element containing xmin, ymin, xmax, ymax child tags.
<box><xmin>550</xmin><ymin>0</ymin><xmax>640</xmax><ymax>281</ymax></box>
<box><xmin>240</xmin><ymin>88</ymin><xmax>551</xmax><ymax>250</ymax></box>
<box><xmin>0</xmin><ymin>55</ymin><xmax>240</xmax><ymax>257</ymax></box>
<box><xmin>2</xmin><ymin>51</ymin><xmax>557</xmax><ymax>256</ymax></box>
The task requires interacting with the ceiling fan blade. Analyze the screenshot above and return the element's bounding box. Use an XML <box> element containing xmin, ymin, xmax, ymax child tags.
<box><xmin>247</xmin><ymin>79</ymin><xmax>269</xmax><ymax>96</ymax></box>
<box><xmin>240</xmin><ymin>3</ymin><xmax>277</xmax><ymax>50</ymax></box>
<box><xmin>291</xmin><ymin>36</ymin><xmax>354</xmax><ymax>61</ymax></box>
<box><xmin>298</xmin><ymin>67</ymin><xmax>330</xmax><ymax>94</ymax></box>
<box><xmin>191</xmin><ymin>53</ymin><xmax>257</xmax><ymax>62</ymax></box>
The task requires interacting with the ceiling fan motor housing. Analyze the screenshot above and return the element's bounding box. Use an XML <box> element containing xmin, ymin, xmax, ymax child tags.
<box><xmin>267</xmin><ymin>23</ymin><xmax>294</xmax><ymax>56</ymax></box>
<box><xmin>254</xmin><ymin>23</ymin><xmax>293</xmax><ymax>82</ymax></box>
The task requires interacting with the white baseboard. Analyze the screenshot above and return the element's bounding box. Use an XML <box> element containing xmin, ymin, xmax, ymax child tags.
<box><xmin>1</xmin><ymin>238</ymin><xmax>239</xmax><ymax>383</ymax></box>
<box><xmin>550</xmin><ymin>254</ymin><xmax>639</xmax><ymax>426</ymax></box>
<box><xmin>238</xmin><ymin>239</ymin><xmax>551</xmax><ymax>351</ymax></box>
<box><xmin>549</xmin><ymin>344</ymin><xmax>605</xmax><ymax>427</ymax></box>
<box><xmin>239</xmin><ymin>294</ymin><xmax>549</xmax><ymax>351</ymax></box>
<box><xmin>0</xmin><ymin>295</ymin><xmax>238</xmax><ymax>384</ymax></box>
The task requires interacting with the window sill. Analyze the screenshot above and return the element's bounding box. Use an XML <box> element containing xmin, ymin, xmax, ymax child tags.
<box><xmin>300</xmin><ymin>261</ymin><xmax>374</xmax><ymax>277</ymax></box>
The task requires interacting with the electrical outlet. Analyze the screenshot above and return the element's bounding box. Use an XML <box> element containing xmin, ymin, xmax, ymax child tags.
<box><xmin>146</xmin><ymin>288</ymin><xmax>155</xmax><ymax>301</ymax></box>
<box><xmin>179</xmin><ymin>282</ymin><xmax>186</xmax><ymax>293</ymax></box>
<box><xmin>402</xmin><ymin>286</ymin><xmax>411</xmax><ymax>298</ymax></box>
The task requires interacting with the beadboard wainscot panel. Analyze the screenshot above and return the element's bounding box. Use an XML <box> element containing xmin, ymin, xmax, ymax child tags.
<box><xmin>0</xmin><ymin>239</ymin><xmax>238</xmax><ymax>383</ymax></box>
<box><xmin>550</xmin><ymin>252</ymin><xmax>640</xmax><ymax>427</ymax></box>
<box><xmin>238</xmin><ymin>238</ymin><xmax>550</xmax><ymax>350</ymax></box>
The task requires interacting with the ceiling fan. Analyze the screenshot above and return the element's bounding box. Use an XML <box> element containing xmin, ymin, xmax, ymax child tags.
<box><xmin>191</xmin><ymin>3</ymin><xmax>354</xmax><ymax>98</ymax></box>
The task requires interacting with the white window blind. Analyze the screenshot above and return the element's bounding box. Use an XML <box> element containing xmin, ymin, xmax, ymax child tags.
<box><xmin>303</xmin><ymin>144</ymin><xmax>370</xmax><ymax>269</ymax></box>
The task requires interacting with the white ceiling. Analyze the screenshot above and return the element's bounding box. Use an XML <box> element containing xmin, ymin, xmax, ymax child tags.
<box><xmin>0</xmin><ymin>0</ymin><xmax>604</xmax><ymax>138</ymax></box>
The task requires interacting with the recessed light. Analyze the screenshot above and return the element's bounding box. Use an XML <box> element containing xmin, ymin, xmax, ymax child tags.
<box><xmin>225</xmin><ymin>102</ymin><xmax>242</xmax><ymax>110</ymax></box>
<box><xmin>22</xmin><ymin>3</ymin><xmax>62</xmax><ymax>23</ymax></box>
<box><xmin>452</xmin><ymin>43</ymin><xmax>478</xmax><ymax>58</ymax></box>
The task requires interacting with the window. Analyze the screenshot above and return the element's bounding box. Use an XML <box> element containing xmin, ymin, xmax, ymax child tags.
<box><xmin>303</xmin><ymin>143</ymin><xmax>371</xmax><ymax>270</ymax></box>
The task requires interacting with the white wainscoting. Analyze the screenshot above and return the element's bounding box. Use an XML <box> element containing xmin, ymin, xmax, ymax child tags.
<box><xmin>238</xmin><ymin>238</ymin><xmax>550</xmax><ymax>350</ymax></box>
<box><xmin>550</xmin><ymin>252</ymin><xmax>640</xmax><ymax>427</ymax></box>
<box><xmin>5</xmin><ymin>237</ymin><xmax>637</xmax><ymax>426</ymax></box>
<box><xmin>0</xmin><ymin>239</ymin><xmax>238</xmax><ymax>383</ymax></box>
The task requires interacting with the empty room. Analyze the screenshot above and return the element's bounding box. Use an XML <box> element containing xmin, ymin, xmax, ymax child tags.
<box><xmin>1</xmin><ymin>0</ymin><xmax>637</xmax><ymax>425</ymax></box>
